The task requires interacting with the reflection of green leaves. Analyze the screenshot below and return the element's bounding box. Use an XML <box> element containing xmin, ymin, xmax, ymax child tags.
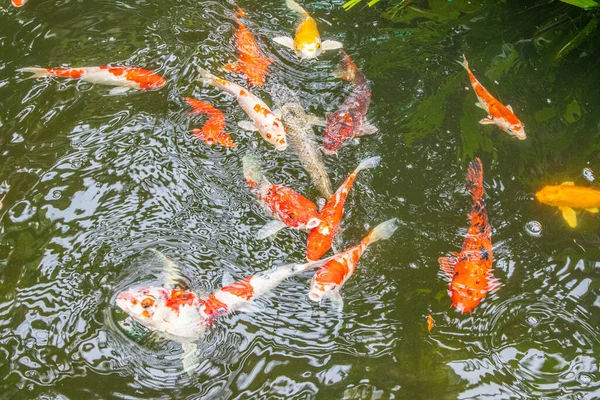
<box><xmin>383</xmin><ymin>0</ymin><xmax>483</xmax><ymax>23</ymax></box>
<box><xmin>459</xmin><ymin>93</ymin><xmax>495</xmax><ymax>161</ymax></box>
<box><xmin>555</xmin><ymin>15</ymin><xmax>599</xmax><ymax>61</ymax></box>
<box><xmin>535</xmin><ymin>106</ymin><xmax>560</xmax><ymax>123</ymax></box>
<box><xmin>559</xmin><ymin>0</ymin><xmax>599</xmax><ymax>9</ymax></box>
<box><xmin>343</xmin><ymin>0</ymin><xmax>381</xmax><ymax>10</ymax></box>
<box><xmin>564</xmin><ymin>99</ymin><xmax>582</xmax><ymax>123</ymax></box>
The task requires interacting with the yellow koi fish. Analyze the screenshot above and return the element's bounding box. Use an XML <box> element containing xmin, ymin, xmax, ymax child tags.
<box><xmin>535</xmin><ymin>181</ymin><xmax>600</xmax><ymax>228</ymax></box>
<box><xmin>273</xmin><ymin>0</ymin><xmax>343</xmax><ymax>59</ymax></box>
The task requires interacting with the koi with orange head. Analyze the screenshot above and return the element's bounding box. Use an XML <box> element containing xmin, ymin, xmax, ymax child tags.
<box><xmin>438</xmin><ymin>158</ymin><xmax>498</xmax><ymax>314</ymax></box>
<box><xmin>223</xmin><ymin>6</ymin><xmax>272</xmax><ymax>87</ymax></box>
<box><xmin>184</xmin><ymin>97</ymin><xmax>236</xmax><ymax>148</ymax></box>
<box><xmin>535</xmin><ymin>182</ymin><xmax>600</xmax><ymax>228</ymax></box>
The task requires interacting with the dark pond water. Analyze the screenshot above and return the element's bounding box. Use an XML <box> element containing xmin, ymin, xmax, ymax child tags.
<box><xmin>0</xmin><ymin>0</ymin><xmax>599</xmax><ymax>398</ymax></box>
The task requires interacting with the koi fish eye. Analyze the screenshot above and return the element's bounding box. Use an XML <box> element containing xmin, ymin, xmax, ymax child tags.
<box><xmin>316</xmin><ymin>43</ymin><xmax>320</xmax><ymax>49</ymax></box>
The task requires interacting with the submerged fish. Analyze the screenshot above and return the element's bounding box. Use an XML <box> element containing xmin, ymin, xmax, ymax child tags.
<box><xmin>197</xmin><ymin>67</ymin><xmax>287</xmax><ymax>151</ymax></box>
<box><xmin>224</xmin><ymin>6</ymin><xmax>273</xmax><ymax>86</ymax></box>
<box><xmin>458</xmin><ymin>55</ymin><xmax>526</xmax><ymax>140</ymax></box>
<box><xmin>306</xmin><ymin>156</ymin><xmax>381</xmax><ymax>261</ymax></box>
<box><xmin>427</xmin><ymin>314</ymin><xmax>435</xmax><ymax>332</ymax></box>
<box><xmin>11</xmin><ymin>0</ymin><xmax>27</xmax><ymax>6</ymax></box>
<box><xmin>184</xmin><ymin>97</ymin><xmax>236</xmax><ymax>148</ymax></box>
<box><xmin>535</xmin><ymin>182</ymin><xmax>600</xmax><ymax>228</ymax></box>
<box><xmin>439</xmin><ymin>158</ymin><xmax>497</xmax><ymax>313</ymax></box>
<box><xmin>18</xmin><ymin>66</ymin><xmax>166</xmax><ymax>94</ymax></box>
<box><xmin>273</xmin><ymin>0</ymin><xmax>343</xmax><ymax>59</ymax></box>
<box><xmin>243</xmin><ymin>152</ymin><xmax>321</xmax><ymax>239</ymax></box>
<box><xmin>271</xmin><ymin>85</ymin><xmax>333</xmax><ymax>199</ymax></box>
<box><xmin>322</xmin><ymin>51</ymin><xmax>377</xmax><ymax>155</ymax></box>
<box><xmin>308</xmin><ymin>218</ymin><xmax>398</xmax><ymax>309</ymax></box>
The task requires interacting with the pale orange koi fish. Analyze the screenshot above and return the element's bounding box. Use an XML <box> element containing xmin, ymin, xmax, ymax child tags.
<box><xmin>18</xmin><ymin>66</ymin><xmax>166</xmax><ymax>94</ymax></box>
<box><xmin>223</xmin><ymin>6</ymin><xmax>273</xmax><ymax>87</ymax></box>
<box><xmin>184</xmin><ymin>97</ymin><xmax>236</xmax><ymax>148</ymax></box>
<box><xmin>536</xmin><ymin>182</ymin><xmax>600</xmax><ymax>228</ymax></box>
<box><xmin>458</xmin><ymin>55</ymin><xmax>526</xmax><ymax>140</ymax></box>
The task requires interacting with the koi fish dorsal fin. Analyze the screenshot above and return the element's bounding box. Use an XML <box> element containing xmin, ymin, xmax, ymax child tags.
<box><xmin>438</xmin><ymin>256</ymin><xmax>458</xmax><ymax>278</ymax></box>
<box><xmin>560</xmin><ymin>181</ymin><xmax>575</xmax><ymax>186</ymax></box>
<box><xmin>145</xmin><ymin>249</ymin><xmax>185</xmax><ymax>288</ymax></box>
<box><xmin>559</xmin><ymin>206</ymin><xmax>577</xmax><ymax>228</ymax></box>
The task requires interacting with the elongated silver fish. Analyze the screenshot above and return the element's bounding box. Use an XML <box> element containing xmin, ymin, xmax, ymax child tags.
<box><xmin>272</xmin><ymin>85</ymin><xmax>333</xmax><ymax>199</ymax></box>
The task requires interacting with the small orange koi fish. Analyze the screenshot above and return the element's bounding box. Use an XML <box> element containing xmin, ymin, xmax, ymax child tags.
<box><xmin>223</xmin><ymin>6</ymin><xmax>273</xmax><ymax>87</ymax></box>
<box><xmin>535</xmin><ymin>182</ymin><xmax>600</xmax><ymax>228</ymax></box>
<box><xmin>18</xmin><ymin>66</ymin><xmax>166</xmax><ymax>94</ymax></box>
<box><xmin>439</xmin><ymin>158</ymin><xmax>498</xmax><ymax>313</ymax></box>
<box><xmin>184</xmin><ymin>97</ymin><xmax>236</xmax><ymax>148</ymax></box>
<box><xmin>458</xmin><ymin>55</ymin><xmax>526</xmax><ymax>140</ymax></box>
<box><xmin>427</xmin><ymin>314</ymin><xmax>434</xmax><ymax>332</ymax></box>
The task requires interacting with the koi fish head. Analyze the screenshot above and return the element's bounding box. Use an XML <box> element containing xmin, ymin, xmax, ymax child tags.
<box><xmin>499</xmin><ymin>119</ymin><xmax>526</xmax><ymax>140</ymax></box>
<box><xmin>296</xmin><ymin>40</ymin><xmax>322</xmax><ymax>60</ymax></box>
<box><xmin>308</xmin><ymin>281</ymin><xmax>339</xmax><ymax>302</ymax></box>
<box><xmin>116</xmin><ymin>286</ymin><xmax>171</xmax><ymax>327</ymax></box>
<box><xmin>261</xmin><ymin>120</ymin><xmax>288</xmax><ymax>151</ymax></box>
<box><xmin>322</xmin><ymin>112</ymin><xmax>354</xmax><ymax>155</ymax></box>
<box><xmin>535</xmin><ymin>185</ymin><xmax>561</xmax><ymax>206</ymax></box>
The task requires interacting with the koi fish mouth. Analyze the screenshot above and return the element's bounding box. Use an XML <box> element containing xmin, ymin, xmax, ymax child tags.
<box><xmin>308</xmin><ymin>291</ymin><xmax>322</xmax><ymax>302</ymax></box>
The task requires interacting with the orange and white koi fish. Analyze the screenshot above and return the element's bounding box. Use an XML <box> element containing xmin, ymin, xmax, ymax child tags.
<box><xmin>184</xmin><ymin>97</ymin><xmax>236</xmax><ymax>148</ymax></box>
<box><xmin>439</xmin><ymin>158</ymin><xmax>498</xmax><ymax>314</ymax></box>
<box><xmin>306</xmin><ymin>156</ymin><xmax>380</xmax><ymax>261</ymax></box>
<box><xmin>17</xmin><ymin>66</ymin><xmax>166</xmax><ymax>94</ymax></box>
<box><xmin>535</xmin><ymin>182</ymin><xmax>600</xmax><ymax>228</ymax></box>
<box><xmin>197</xmin><ymin>67</ymin><xmax>288</xmax><ymax>151</ymax></box>
<box><xmin>243</xmin><ymin>152</ymin><xmax>321</xmax><ymax>239</ymax></box>
<box><xmin>11</xmin><ymin>0</ymin><xmax>27</xmax><ymax>6</ymax></box>
<box><xmin>273</xmin><ymin>0</ymin><xmax>343</xmax><ymax>59</ymax></box>
<box><xmin>224</xmin><ymin>6</ymin><xmax>273</xmax><ymax>86</ymax></box>
<box><xmin>458</xmin><ymin>55</ymin><xmax>526</xmax><ymax>140</ymax></box>
<box><xmin>308</xmin><ymin>218</ymin><xmax>398</xmax><ymax>309</ymax></box>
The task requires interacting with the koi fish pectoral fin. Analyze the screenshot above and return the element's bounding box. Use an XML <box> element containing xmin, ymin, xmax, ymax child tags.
<box><xmin>559</xmin><ymin>206</ymin><xmax>578</xmax><ymax>228</ymax></box>
<box><xmin>238</xmin><ymin>120</ymin><xmax>258</xmax><ymax>131</ymax></box>
<box><xmin>109</xmin><ymin>86</ymin><xmax>131</xmax><ymax>95</ymax></box>
<box><xmin>475</xmin><ymin>102</ymin><xmax>487</xmax><ymax>110</ymax></box>
<box><xmin>181</xmin><ymin>342</ymin><xmax>199</xmax><ymax>376</ymax></box>
<box><xmin>479</xmin><ymin>118</ymin><xmax>495</xmax><ymax>125</ymax></box>
<box><xmin>506</xmin><ymin>104</ymin><xmax>513</xmax><ymax>112</ymax></box>
<box><xmin>358</xmin><ymin>121</ymin><xmax>378</xmax><ymax>136</ymax></box>
<box><xmin>256</xmin><ymin>220</ymin><xmax>288</xmax><ymax>240</ymax></box>
<box><xmin>273</xmin><ymin>36</ymin><xmax>295</xmax><ymax>49</ymax></box>
<box><xmin>321</xmin><ymin>40</ymin><xmax>344</xmax><ymax>51</ymax></box>
<box><xmin>221</xmin><ymin>271</ymin><xmax>235</xmax><ymax>287</ymax></box>
<box><xmin>586</xmin><ymin>207</ymin><xmax>599</xmax><ymax>213</ymax></box>
<box><xmin>272</xmin><ymin>109</ymin><xmax>282</xmax><ymax>119</ymax></box>
<box><xmin>438</xmin><ymin>256</ymin><xmax>458</xmax><ymax>278</ymax></box>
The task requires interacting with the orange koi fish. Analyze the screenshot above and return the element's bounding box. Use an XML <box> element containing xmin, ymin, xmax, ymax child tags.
<box><xmin>427</xmin><ymin>314</ymin><xmax>434</xmax><ymax>332</ymax></box>
<box><xmin>458</xmin><ymin>55</ymin><xmax>526</xmax><ymax>140</ymax></box>
<box><xmin>223</xmin><ymin>6</ymin><xmax>273</xmax><ymax>87</ymax></box>
<box><xmin>273</xmin><ymin>0</ymin><xmax>342</xmax><ymax>60</ymax></box>
<box><xmin>18</xmin><ymin>66</ymin><xmax>166</xmax><ymax>94</ymax></box>
<box><xmin>439</xmin><ymin>158</ymin><xmax>497</xmax><ymax>313</ymax></box>
<box><xmin>243</xmin><ymin>152</ymin><xmax>321</xmax><ymax>239</ymax></box>
<box><xmin>535</xmin><ymin>182</ymin><xmax>600</xmax><ymax>228</ymax></box>
<box><xmin>308</xmin><ymin>218</ymin><xmax>398</xmax><ymax>309</ymax></box>
<box><xmin>184</xmin><ymin>97</ymin><xmax>236</xmax><ymax>148</ymax></box>
<box><xmin>306</xmin><ymin>156</ymin><xmax>380</xmax><ymax>261</ymax></box>
<box><xmin>11</xmin><ymin>0</ymin><xmax>27</xmax><ymax>6</ymax></box>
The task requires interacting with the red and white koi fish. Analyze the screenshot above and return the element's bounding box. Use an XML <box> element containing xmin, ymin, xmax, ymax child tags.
<box><xmin>308</xmin><ymin>218</ymin><xmax>398</xmax><ymax>309</ymax></box>
<box><xmin>322</xmin><ymin>50</ymin><xmax>377</xmax><ymax>155</ymax></box>
<box><xmin>243</xmin><ymin>152</ymin><xmax>321</xmax><ymax>239</ymax></box>
<box><xmin>197</xmin><ymin>67</ymin><xmax>288</xmax><ymax>151</ymax></box>
<box><xmin>184</xmin><ymin>97</ymin><xmax>236</xmax><ymax>148</ymax></box>
<box><xmin>458</xmin><ymin>55</ymin><xmax>526</xmax><ymax>140</ymax></box>
<box><xmin>439</xmin><ymin>158</ymin><xmax>498</xmax><ymax>314</ymax></box>
<box><xmin>11</xmin><ymin>0</ymin><xmax>27</xmax><ymax>7</ymax></box>
<box><xmin>273</xmin><ymin>0</ymin><xmax>343</xmax><ymax>60</ymax></box>
<box><xmin>306</xmin><ymin>156</ymin><xmax>381</xmax><ymax>261</ymax></box>
<box><xmin>17</xmin><ymin>66</ymin><xmax>166</xmax><ymax>94</ymax></box>
<box><xmin>223</xmin><ymin>6</ymin><xmax>273</xmax><ymax>87</ymax></box>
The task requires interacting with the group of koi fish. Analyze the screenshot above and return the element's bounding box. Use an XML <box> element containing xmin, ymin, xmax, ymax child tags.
<box><xmin>13</xmin><ymin>0</ymin><xmax>600</xmax><ymax>368</ymax></box>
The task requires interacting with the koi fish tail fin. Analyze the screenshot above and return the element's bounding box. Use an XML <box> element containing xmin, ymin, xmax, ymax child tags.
<box><xmin>355</xmin><ymin>155</ymin><xmax>381</xmax><ymax>173</ymax></box>
<box><xmin>197</xmin><ymin>67</ymin><xmax>217</xmax><ymax>87</ymax></box>
<box><xmin>363</xmin><ymin>218</ymin><xmax>399</xmax><ymax>246</ymax></box>
<box><xmin>457</xmin><ymin>54</ymin><xmax>469</xmax><ymax>71</ymax></box>
<box><xmin>17</xmin><ymin>67</ymin><xmax>50</xmax><ymax>79</ymax></box>
<box><xmin>242</xmin><ymin>152</ymin><xmax>264</xmax><ymax>189</ymax></box>
<box><xmin>333</xmin><ymin>50</ymin><xmax>362</xmax><ymax>84</ymax></box>
<box><xmin>233</xmin><ymin>4</ymin><xmax>246</xmax><ymax>22</ymax></box>
<box><xmin>466</xmin><ymin>157</ymin><xmax>484</xmax><ymax>200</ymax></box>
<box><xmin>285</xmin><ymin>0</ymin><xmax>309</xmax><ymax>16</ymax></box>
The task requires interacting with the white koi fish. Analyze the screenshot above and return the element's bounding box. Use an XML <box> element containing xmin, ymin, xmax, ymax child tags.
<box><xmin>197</xmin><ymin>67</ymin><xmax>288</xmax><ymax>151</ymax></box>
<box><xmin>273</xmin><ymin>0</ymin><xmax>343</xmax><ymax>59</ymax></box>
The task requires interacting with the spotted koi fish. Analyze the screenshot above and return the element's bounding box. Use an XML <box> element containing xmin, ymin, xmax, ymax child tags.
<box><xmin>224</xmin><ymin>6</ymin><xmax>273</xmax><ymax>86</ymax></box>
<box><xmin>308</xmin><ymin>218</ymin><xmax>398</xmax><ymax>309</ymax></box>
<box><xmin>322</xmin><ymin>50</ymin><xmax>377</xmax><ymax>155</ymax></box>
<box><xmin>439</xmin><ymin>158</ymin><xmax>497</xmax><ymax>314</ymax></box>
<box><xmin>197</xmin><ymin>67</ymin><xmax>288</xmax><ymax>151</ymax></box>
<box><xmin>243</xmin><ymin>152</ymin><xmax>321</xmax><ymax>239</ymax></box>
<box><xmin>306</xmin><ymin>156</ymin><xmax>380</xmax><ymax>261</ymax></box>
<box><xmin>273</xmin><ymin>0</ymin><xmax>342</xmax><ymax>60</ymax></box>
<box><xmin>535</xmin><ymin>182</ymin><xmax>600</xmax><ymax>228</ymax></box>
<box><xmin>458</xmin><ymin>55</ymin><xmax>526</xmax><ymax>140</ymax></box>
<box><xmin>17</xmin><ymin>66</ymin><xmax>166</xmax><ymax>94</ymax></box>
<box><xmin>184</xmin><ymin>97</ymin><xmax>236</xmax><ymax>148</ymax></box>
<box><xmin>11</xmin><ymin>0</ymin><xmax>27</xmax><ymax>6</ymax></box>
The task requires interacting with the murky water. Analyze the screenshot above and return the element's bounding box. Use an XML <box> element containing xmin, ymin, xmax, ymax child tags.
<box><xmin>1</xmin><ymin>0</ymin><xmax>599</xmax><ymax>398</ymax></box>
